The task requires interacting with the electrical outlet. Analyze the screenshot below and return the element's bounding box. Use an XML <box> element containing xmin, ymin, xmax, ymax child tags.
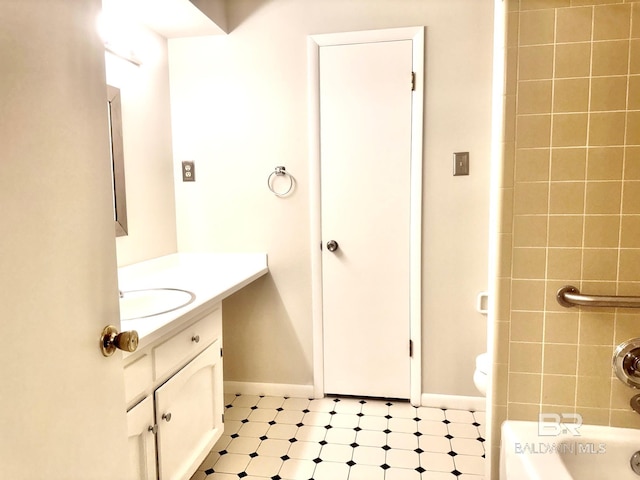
<box><xmin>182</xmin><ymin>161</ymin><xmax>195</xmax><ymax>182</ymax></box>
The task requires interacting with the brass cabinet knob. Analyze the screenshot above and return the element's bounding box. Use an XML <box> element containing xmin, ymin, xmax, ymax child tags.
<box><xmin>191</xmin><ymin>335</ymin><xmax>200</xmax><ymax>343</ymax></box>
<box><xmin>100</xmin><ymin>325</ymin><xmax>139</xmax><ymax>357</ymax></box>
<box><xmin>162</xmin><ymin>413</ymin><xmax>172</xmax><ymax>422</ymax></box>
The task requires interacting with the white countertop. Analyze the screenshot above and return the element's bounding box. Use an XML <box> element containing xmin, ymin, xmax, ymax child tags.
<box><xmin>118</xmin><ymin>252</ymin><xmax>268</xmax><ymax>348</ymax></box>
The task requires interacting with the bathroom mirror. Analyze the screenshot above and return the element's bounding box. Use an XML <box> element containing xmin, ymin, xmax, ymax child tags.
<box><xmin>107</xmin><ymin>85</ymin><xmax>128</xmax><ymax>236</ymax></box>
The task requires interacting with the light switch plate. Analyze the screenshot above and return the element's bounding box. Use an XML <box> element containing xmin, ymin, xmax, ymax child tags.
<box><xmin>453</xmin><ymin>152</ymin><xmax>469</xmax><ymax>176</ymax></box>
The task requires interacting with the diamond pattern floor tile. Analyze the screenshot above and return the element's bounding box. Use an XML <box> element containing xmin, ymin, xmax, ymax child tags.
<box><xmin>190</xmin><ymin>395</ymin><xmax>486</xmax><ymax>479</ymax></box>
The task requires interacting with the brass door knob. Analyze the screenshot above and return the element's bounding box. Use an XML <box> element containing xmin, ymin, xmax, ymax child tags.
<box><xmin>100</xmin><ymin>325</ymin><xmax>139</xmax><ymax>357</ymax></box>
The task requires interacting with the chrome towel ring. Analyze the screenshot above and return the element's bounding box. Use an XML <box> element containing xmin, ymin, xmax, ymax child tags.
<box><xmin>267</xmin><ymin>166</ymin><xmax>295</xmax><ymax>197</ymax></box>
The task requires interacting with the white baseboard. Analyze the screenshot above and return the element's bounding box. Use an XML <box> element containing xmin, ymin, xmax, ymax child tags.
<box><xmin>224</xmin><ymin>381</ymin><xmax>315</xmax><ymax>399</ymax></box>
<box><xmin>421</xmin><ymin>393</ymin><xmax>486</xmax><ymax>412</ymax></box>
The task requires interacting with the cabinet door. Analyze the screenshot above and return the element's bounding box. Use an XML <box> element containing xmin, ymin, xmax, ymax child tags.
<box><xmin>127</xmin><ymin>396</ymin><xmax>157</xmax><ymax>480</ymax></box>
<box><xmin>155</xmin><ymin>341</ymin><xmax>223</xmax><ymax>480</ymax></box>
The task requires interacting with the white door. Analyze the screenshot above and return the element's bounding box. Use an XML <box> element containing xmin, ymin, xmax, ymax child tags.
<box><xmin>320</xmin><ymin>39</ymin><xmax>414</xmax><ymax>399</ymax></box>
<box><xmin>0</xmin><ymin>1</ymin><xmax>129</xmax><ymax>478</ymax></box>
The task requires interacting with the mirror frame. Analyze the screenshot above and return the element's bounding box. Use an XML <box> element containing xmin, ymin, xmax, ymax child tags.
<box><xmin>107</xmin><ymin>85</ymin><xmax>128</xmax><ymax>237</ymax></box>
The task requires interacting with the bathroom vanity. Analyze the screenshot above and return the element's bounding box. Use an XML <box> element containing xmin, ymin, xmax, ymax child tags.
<box><xmin>117</xmin><ymin>253</ymin><xmax>268</xmax><ymax>480</ymax></box>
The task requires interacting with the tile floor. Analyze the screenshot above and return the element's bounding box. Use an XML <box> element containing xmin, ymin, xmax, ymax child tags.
<box><xmin>190</xmin><ymin>394</ymin><xmax>486</xmax><ymax>480</ymax></box>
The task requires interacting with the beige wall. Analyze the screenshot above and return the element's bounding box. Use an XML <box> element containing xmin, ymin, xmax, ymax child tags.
<box><xmin>492</xmin><ymin>0</ymin><xmax>640</xmax><ymax>474</ymax></box>
<box><xmin>109</xmin><ymin>23</ymin><xmax>178</xmax><ymax>267</ymax></box>
<box><xmin>169</xmin><ymin>0</ymin><xmax>494</xmax><ymax>395</ymax></box>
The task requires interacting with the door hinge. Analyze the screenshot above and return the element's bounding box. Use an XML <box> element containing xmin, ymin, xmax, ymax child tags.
<box><xmin>411</xmin><ymin>72</ymin><xmax>416</xmax><ymax>91</ymax></box>
<box><xmin>409</xmin><ymin>339</ymin><xmax>414</xmax><ymax>357</ymax></box>
<box><xmin>221</xmin><ymin>413</ymin><xmax>225</xmax><ymax>423</ymax></box>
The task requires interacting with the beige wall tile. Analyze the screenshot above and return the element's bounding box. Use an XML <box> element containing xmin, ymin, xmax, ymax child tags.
<box><xmin>518</xmin><ymin>45</ymin><xmax>554</xmax><ymax>80</ymax></box>
<box><xmin>515</xmin><ymin>148</ymin><xmax>550</xmax><ymax>181</ymax></box>
<box><xmin>622</xmin><ymin>181</ymin><xmax>640</xmax><ymax>213</ymax></box>
<box><xmin>503</xmin><ymin>142</ymin><xmax>516</xmax><ymax>188</ymax></box>
<box><xmin>501</xmin><ymin>187</ymin><xmax>514</xmax><ymax>233</ymax></box>
<box><xmin>548</xmin><ymin>215</ymin><xmax>584</xmax><ymax>246</ymax></box>
<box><xmin>513</xmin><ymin>247</ymin><xmax>547</xmax><ymax>278</ymax></box>
<box><xmin>625</xmin><ymin>147</ymin><xmax>640</xmax><ymax>180</ymax></box>
<box><xmin>553</xmin><ymin>78</ymin><xmax>590</xmax><ymax>113</ymax></box>
<box><xmin>610</xmin><ymin>410</ymin><xmax>640</xmax><ymax>429</ymax></box>
<box><xmin>511</xmin><ymin>279</ymin><xmax>546</xmax><ymax>310</ymax></box>
<box><xmin>620</xmin><ymin>215</ymin><xmax>640</xmax><ymax>247</ymax></box>
<box><xmin>576</xmin><ymin>376</ymin><xmax>611</xmax><ymax>407</ymax></box>
<box><xmin>517</xmin><ymin>115</ymin><xmax>552</xmax><ymax>147</ymax></box>
<box><xmin>498</xmin><ymin>234</ymin><xmax>514</xmax><ymax>277</ymax></box>
<box><xmin>542</xmin><ymin>374</ymin><xmax>576</xmax><ymax>405</ymax></box>
<box><xmin>519</xmin><ymin>9</ymin><xmax>556</xmax><ymax>45</ymax></box>
<box><xmin>494</xmin><ymin>363</ymin><xmax>509</xmax><ymax>406</ymax></box>
<box><xmin>513</xmin><ymin>215</ymin><xmax>548</xmax><ymax>246</ymax></box>
<box><xmin>555</xmin><ymin>42</ymin><xmax>591</xmax><ymax>78</ymax></box>
<box><xmin>592</xmin><ymin>40</ymin><xmax>630</xmax><ymax>76</ymax></box>
<box><xmin>505</xmin><ymin>94</ymin><xmax>517</xmax><ymax>143</ymax></box>
<box><xmin>518</xmin><ymin>81</ymin><xmax>553</xmax><ymax>114</ymax></box>
<box><xmin>627</xmin><ymin>111</ymin><xmax>640</xmax><ymax>145</ymax></box>
<box><xmin>549</xmin><ymin>182</ymin><xmax>585</xmax><ymax>214</ymax></box>
<box><xmin>578</xmin><ymin>345</ymin><xmax>614</xmax><ymax>376</ymax></box>
<box><xmin>589</xmin><ymin>112</ymin><xmax>626</xmax><ymax>146</ymax></box>
<box><xmin>611</xmin><ymin>378</ymin><xmax>638</xmax><ymax>410</ymax></box>
<box><xmin>590</xmin><ymin>76</ymin><xmax>628</xmax><ymax>111</ymax></box>
<box><xmin>629</xmin><ymin>76</ymin><xmax>640</xmax><ymax>110</ymax></box>
<box><xmin>514</xmin><ymin>182</ymin><xmax>550</xmax><ymax>214</ymax></box>
<box><xmin>509</xmin><ymin>372</ymin><xmax>542</xmax><ymax>403</ymax></box>
<box><xmin>507</xmin><ymin>402</ymin><xmax>541</xmax><ymax>421</ymax></box>
<box><xmin>582</xmin><ymin>248</ymin><xmax>619</xmax><ymax>280</ymax></box>
<box><xmin>583</xmin><ymin>215</ymin><xmax>621</xmax><ymax>247</ymax></box>
<box><xmin>571</xmin><ymin>0</ymin><xmax>618</xmax><ymax>5</ymax></box>
<box><xmin>631</xmin><ymin>39</ymin><xmax>640</xmax><ymax>74</ymax></box>
<box><xmin>546</xmin><ymin>247</ymin><xmax>582</xmax><ymax>279</ymax></box>
<box><xmin>585</xmin><ymin>181</ymin><xmax>622</xmax><ymax>214</ymax></box>
<box><xmin>556</xmin><ymin>6</ymin><xmax>593</xmax><ymax>43</ymax></box>
<box><xmin>543</xmin><ymin>343</ymin><xmax>578</xmax><ymax>374</ymax></box>
<box><xmin>550</xmin><ymin>148</ymin><xmax>586</xmax><ymax>180</ymax></box>
<box><xmin>633</xmin><ymin>3</ymin><xmax>640</xmax><ymax>38</ymax></box>
<box><xmin>544</xmin><ymin>311</ymin><xmax>579</xmax><ymax>344</ymax></box>
<box><xmin>619</xmin><ymin>249</ymin><xmax>640</xmax><ymax>281</ymax></box>
<box><xmin>587</xmin><ymin>147</ymin><xmax>623</xmax><ymax>180</ymax></box>
<box><xmin>574</xmin><ymin>406</ymin><xmax>609</xmax><ymax>426</ymax></box>
<box><xmin>511</xmin><ymin>311</ymin><xmax>544</xmax><ymax>342</ymax></box>
<box><xmin>510</xmin><ymin>342</ymin><xmax>543</xmax><ymax>372</ymax></box>
<box><xmin>520</xmin><ymin>0</ymin><xmax>570</xmax><ymax>10</ymax></box>
<box><xmin>579</xmin><ymin>312</ymin><xmax>614</xmax><ymax>345</ymax></box>
<box><xmin>593</xmin><ymin>4</ymin><xmax>631</xmax><ymax>41</ymax></box>
<box><xmin>553</xmin><ymin>113</ymin><xmax>588</xmax><ymax>146</ymax></box>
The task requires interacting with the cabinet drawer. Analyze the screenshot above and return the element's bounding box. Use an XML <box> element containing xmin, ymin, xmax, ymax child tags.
<box><xmin>153</xmin><ymin>307</ymin><xmax>221</xmax><ymax>380</ymax></box>
<box><xmin>124</xmin><ymin>353</ymin><xmax>153</xmax><ymax>407</ymax></box>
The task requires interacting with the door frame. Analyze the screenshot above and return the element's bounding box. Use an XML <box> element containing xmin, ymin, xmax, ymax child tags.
<box><xmin>307</xmin><ymin>26</ymin><xmax>424</xmax><ymax>406</ymax></box>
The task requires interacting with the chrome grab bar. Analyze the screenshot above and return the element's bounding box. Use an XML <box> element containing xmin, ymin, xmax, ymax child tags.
<box><xmin>557</xmin><ymin>285</ymin><xmax>640</xmax><ymax>309</ymax></box>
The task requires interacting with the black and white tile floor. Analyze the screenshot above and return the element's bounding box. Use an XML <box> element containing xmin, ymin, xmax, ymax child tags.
<box><xmin>190</xmin><ymin>394</ymin><xmax>485</xmax><ymax>480</ymax></box>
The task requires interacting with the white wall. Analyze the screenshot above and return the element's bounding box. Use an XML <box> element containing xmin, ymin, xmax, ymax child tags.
<box><xmin>107</xmin><ymin>22</ymin><xmax>178</xmax><ymax>267</ymax></box>
<box><xmin>169</xmin><ymin>0</ymin><xmax>494</xmax><ymax>396</ymax></box>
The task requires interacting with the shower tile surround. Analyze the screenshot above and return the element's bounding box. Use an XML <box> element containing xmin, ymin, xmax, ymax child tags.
<box><xmin>190</xmin><ymin>395</ymin><xmax>485</xmax><ymax>479</ymax></box>
<box><xmin>494</xmin><ymin>0</ymin><xmax>640</xmax><ymax>475</ymax></box>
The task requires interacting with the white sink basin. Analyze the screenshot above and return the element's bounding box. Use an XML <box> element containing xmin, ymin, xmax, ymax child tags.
<box><xmin>119</xmin><ymin>288</ymin><xmax>196</xmax><ymax>321</ymax></box>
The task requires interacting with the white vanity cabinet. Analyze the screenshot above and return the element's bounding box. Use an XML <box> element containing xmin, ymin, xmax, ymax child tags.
<box><xmin>123</xmin><ymin>304</ymin><xmax>224</xmax><ymax>480</ymax></box>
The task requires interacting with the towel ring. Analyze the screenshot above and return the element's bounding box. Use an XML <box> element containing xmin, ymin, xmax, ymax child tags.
<box><xmin>267</xmin><ymin>166</ymin><xmax>294</xmax><ymax>197</ymax></box>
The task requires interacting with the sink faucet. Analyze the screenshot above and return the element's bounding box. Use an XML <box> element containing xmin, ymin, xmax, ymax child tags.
<box><xmin>631</xmin><ymin>394</ymin><xmax>640</xmax><ymax>415</ymax></box>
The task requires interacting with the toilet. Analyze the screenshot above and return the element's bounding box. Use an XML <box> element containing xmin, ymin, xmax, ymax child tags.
<box><xmin>473</xmin><ymin>352</ymin><xmax>489</xmax><ymax>396</ymax></box>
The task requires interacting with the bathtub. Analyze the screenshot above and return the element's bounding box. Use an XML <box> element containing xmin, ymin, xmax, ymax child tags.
<box><xmin>500</xmin><ymin>420</ymin><xmax>640</xmax><ymax>479</ymax></box>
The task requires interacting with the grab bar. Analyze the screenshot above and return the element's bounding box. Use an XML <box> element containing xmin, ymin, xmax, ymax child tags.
<box><xmin>557</xmin><ymin>285</ymin><xmax>640</xmax><ymax>309</ymax></box>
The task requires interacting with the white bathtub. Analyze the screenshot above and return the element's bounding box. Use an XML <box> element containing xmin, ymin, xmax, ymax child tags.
<box><xmin>500</xmin><ymin>420</ymin><xmax>640</xmax><ymax>479</ymax></box>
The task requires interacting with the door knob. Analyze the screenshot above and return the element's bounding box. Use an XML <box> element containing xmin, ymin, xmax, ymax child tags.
<box><xmin>100</xmin><ymin>325</ymin><xmax>139</xmax><ymax>357</ymax></box>
<box><xmin>327</xmin><ymin>240</ymin><xmax>339</xmax><ymax>252</ymax></box>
